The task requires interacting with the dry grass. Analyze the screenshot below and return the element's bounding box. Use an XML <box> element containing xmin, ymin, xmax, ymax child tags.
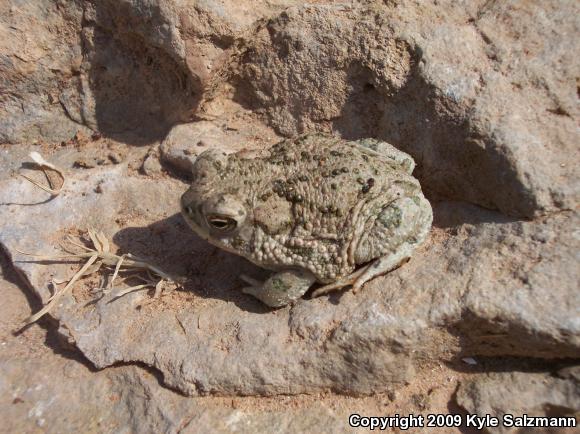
<box><xmin>19</xmin><ymin>151</ymin><xmax>65</xmax><ymax>196</ymax></box>
<box><xmin>19</xmin><ymin>229</ymin><xmax>178</xmax><ymax>325</ymax></box>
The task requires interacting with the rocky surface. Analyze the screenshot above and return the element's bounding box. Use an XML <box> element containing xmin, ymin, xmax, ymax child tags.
<box><xmin>2</xmin><ymin>1</ymin><xmax>578</xmax><ymax>212</ymax></box>
<box><xmin>0</xmin><ymin>0</ymin><xmax>89</xmax><ymax>143</ymax></box>
<box><xmin>457</xmin><ymin>367</ymin><xmax>580</xmax><ymax>434</ymax></box>
<box><xmin>224</xmin><ymin>1</ymin><xmax>579</xmax><ymax>218</ymax></box>
<box><xmin>159</xmin><ymin>114</ymin><xmax>278</xmax><ymax>177</ymax></box>
<box><xmin>2</xmin><ymin>249</ymin><xmax>465</xmax><ymax>433</ymax></box>
<box><xmin>1</xmin><ymin>149</ymin><xmax>578</xmax><ymax>396</ymax></box>
<box><xmin>0</xmin><ymin>0</ymin><xmax>306</xmax><ymax>145</ymax></box>
<box><xmin>0</xmin><ymin>253</ymin><xmax>362</xmax><ymax>433</ymax></box>
<box><xmin>0</xmin><ymin>0</ymin><xmax>579</xmax><ymax>431</ymax></box>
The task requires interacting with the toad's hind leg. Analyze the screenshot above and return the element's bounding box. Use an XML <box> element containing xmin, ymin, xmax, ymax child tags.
<box><xmin>351</xmin><ymin>242</ymin><xmax>415</xmax><ymax>293</ymax></box>
<box><xmin>311</xmin><ymin>242</ymin><xmax>413</xmax><ymax>298</ymax></box>
<box><xmin>310</xmin><ymin>265</ymin><xmax>371</xmax><ymax>298</ymax></box>
<box><xmin>241</xmin><ymin>269</ymin><xmax>316</xmax><ymax>308</ymax></box>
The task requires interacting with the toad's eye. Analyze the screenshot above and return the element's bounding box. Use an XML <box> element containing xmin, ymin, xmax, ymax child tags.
<box><xmin>207</xmin><ymin>215</ymin><xmax>237</xmax><ymax>232</ymax></box>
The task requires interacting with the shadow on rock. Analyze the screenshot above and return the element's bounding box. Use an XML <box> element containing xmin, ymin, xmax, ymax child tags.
<box><xmin>113</xmin><ymin>213</ymin><xmax>272</xmax><ymax>314</ymax></box>
<box><xmin>445</xmin><ymin>350</ymin><xmax>579</xmax><ymax>376</ymax></box>
<box><xmin>431</xmin><ymin>201</ymin><xmax>520</xmax><ymax>229</ymax></box>
<box><xmin>333</xmin><ymin>61</ymin><xmax>538</xmax><ymax>219</ymax></box>
<box><xmin>82</xmin><ymin>1</ymin><xmax>201</xmax><ymax>145</ymax></box>
<box><xmin>0</xmin><ymin>245</ymin><xmax>100</xmax><ymax>370</ymax></box>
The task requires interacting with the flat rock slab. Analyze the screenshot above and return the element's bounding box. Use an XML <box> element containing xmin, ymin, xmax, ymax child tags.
<box><xmin>0</xmin><ymin>149</ymin><xmax>578</xmax><ymax>396</ymax></box>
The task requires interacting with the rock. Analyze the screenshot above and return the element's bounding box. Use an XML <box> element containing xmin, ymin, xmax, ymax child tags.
<box><xmin>78</xmin><ymin>0</ymin><xmax>201</xmax><ymax>143</ymax></box>
<box><xmin>0</xmin><ymin>0</ymin><xmax>91</xmax><ymax>144</ymax></box>
<box><xmin>435</xmin><ymin>203</ymin><xmax>580</xmax><ymax>358</ymax></box>
<box><xmin>1</xmin><ymin>0</ymin><xmax>578</xmax><ymax>404</ymax></box>
<box><xmin>225</xmin><ymin>1</ymin><xmax>579</xmax><ymax>217</ymax></box>
<box><xmin>0</xmin><ymin>142</ymin><xmax>577</xmax><ymax>396</ymax></box>
<box><xmin>1</xmin><ymin>359</ymin><xmax>350</xmax><ymax>433</ymax></box>
<box><xmin>141</xmin><ymin>147</ymin><xmax>164</xmax><ymax>177</ymax></box>
<box><xmin>0</xmin><ymin>0</ymin><xmax>297</xmax><ymax>145</ymax></box>
<box><xmin>4</xmin><ymin>1</ymin><xmax>577</xmax><ymax>217</ymax></box>
<box><xmin>0</xmin><ymin>0</ymin><xmax>218</xmax><ymax>144</ymax></box>
<box><xmin>0</xmin><ymin>251</ymin><xmax>354</xmax><ymax>433</ymax></box>
<box><xmin>107</xmin><ymin>366</ymin><xmax>351</xmax><ymax>434</ymax></box>
<box><xmin>107</xmin><ymin>151</ymin><xmax>123</xmax><ymax>164</ymax></box>
<box><xmin>159</xmin><ymin>122</ymin><xmax>222</xmax><ymax>176</ymax></box>
<box><xmin>159</xmin><ymin>118</ymin><xmax>278</xmax><ymax>177</ymax></box>
<box><xmin>456</xmin><ymin>369</ymin><xmax>580</xmax><ymax>434</ymax></box>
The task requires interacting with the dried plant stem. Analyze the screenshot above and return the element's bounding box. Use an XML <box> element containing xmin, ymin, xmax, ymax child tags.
<box><xmin>19</xmin><ymin>151</ymin><xmax>65</xmax><ymax>196</ymax></box>
<box><xmin>16</xmin><ymin>251</ymin><xmax>174</xmax><ymax>281</ymax></box>
<box><xmin>25</xmin><ymin>254</ymin><xmax>98</xmax><ymax>324</ymax></box>
<box><xmin>18</xmin><ymin>229</ymin><xmax>177</xmax><ymax>325</ymax></box>
<box><xmin>109</xmin><ymin>254</ymin><xmax>126</xmax><ymax>289</ymax></box>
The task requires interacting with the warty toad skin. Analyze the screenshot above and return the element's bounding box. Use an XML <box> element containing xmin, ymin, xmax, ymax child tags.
<box><xmin>181</xmin><ymin>133</ymin><xmax>432</xmax><ymax>307</ymax></box>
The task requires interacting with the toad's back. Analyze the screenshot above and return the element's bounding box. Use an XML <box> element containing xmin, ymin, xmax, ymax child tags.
<box><xmin>231</xmin><ymin>134</ymin><xmax>429</xmax><ymax>282</ymax></box>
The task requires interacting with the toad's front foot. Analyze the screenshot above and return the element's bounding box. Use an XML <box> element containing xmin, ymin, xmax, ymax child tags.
<box><xmin>241</xmin><ymin>269</ymin><xmax>316</xmax><ymax>308</ymax></box>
